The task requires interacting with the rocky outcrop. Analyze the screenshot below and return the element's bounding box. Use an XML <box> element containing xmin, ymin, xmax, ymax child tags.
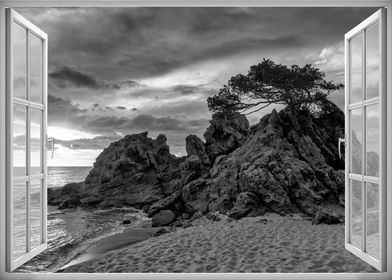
<box><xmin>204</xmin><ymin>107</ymin><xmax>345</xmax><ymax>222</ymax></box>
<box><xmin>48</xmin><ymin>132</ymin><xmax>185</xmax><ymax>209</ymax></box>
<box><xmin>49</xmin><ymin>106</ymin><xmax>347</xmax><ymax>225</ymax></box>
<box><xmin>83</xmin><ymin>132</ymin><xmax>185</xmax><ymax>208</ymax></box>
<box><xmin>204</xmin><ymin>112</ymin><xmax>249</xmax><ymax>163</ymax></box>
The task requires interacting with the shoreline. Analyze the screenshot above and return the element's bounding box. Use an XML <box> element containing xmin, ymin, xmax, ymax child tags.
<box><xmin>58</xmin><ymin>213</ymin><xmax>377</xmax><ymax>273</ymax></box>
<box><xmin>16</xmin><ymin>206</ymin><xmax>151</xmax><ymax>273</ymax></box>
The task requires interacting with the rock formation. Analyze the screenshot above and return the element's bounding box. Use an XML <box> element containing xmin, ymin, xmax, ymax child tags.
<box><xmin>203</xmin><ymin>112</ymin><xmax>249</xmax><ymax>163</ymax></box>
<box><xmin>48</xmin><ymin>106</ymin><xmax>347</xmax><ymax>224</ymax></box>
<box><xmin>204</xmin><ymin>107</ymin><xmax>345</xmax><ymax>222</ymax></box>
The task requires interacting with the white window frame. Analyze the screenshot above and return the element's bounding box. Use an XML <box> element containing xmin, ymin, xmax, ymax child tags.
<box><xmin>344</xmin><ymin>9</ymin><xmax>387</xmax><ymax>271</ymax></box>
<box><xmin>0</xmin><ymin>1</ymin><xmax>391</xmax><ymax>280</ymax></box>
<box><xmin>5</xmin><ymin>9</ymin><xmax>48</xmax><ymax>272</ymax></box>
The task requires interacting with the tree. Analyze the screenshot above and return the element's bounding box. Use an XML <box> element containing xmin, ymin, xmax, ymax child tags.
<box><xmin>207</xmin><ymin>59</ymin><xmax>344</xmax><ymax>115</ymax></box>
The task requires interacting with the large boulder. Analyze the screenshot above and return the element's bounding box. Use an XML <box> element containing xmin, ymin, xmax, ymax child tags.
<box><xmin>203</xmin><ymin>112</ymin><xmax>249</xmax><ymax>163</ymax></box>
<box><xmin>151</xmin><ymin>210</ymin><xmax>177</xmax><ymax>227</ymax></box>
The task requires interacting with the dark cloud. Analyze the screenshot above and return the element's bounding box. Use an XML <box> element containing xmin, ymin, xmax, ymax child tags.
<box><xmin>172</xmin><ymin>84</ymin><xmax>202</xmax><ymax>95</ymax></box>
<box><xmin>48</xmin><ymin>94</ymin><xmax>87</xmax><ymax>127</ymax></box>
<box><xmin>49</xmin><ymin>66</ymin><xmax>99</xmax><ymax>89</ymax></box>
<box><xmin>17</xmin><ymin>7</ymin><xmax>378</xmax><ymax>81</ymax></box>
<box><xmin>117</xmin><ymin>106</ymin><xmax>127</xmax><ymax>110</ymax></box>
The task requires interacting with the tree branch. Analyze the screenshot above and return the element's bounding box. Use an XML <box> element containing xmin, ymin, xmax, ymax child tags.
<box><xmin>244</xmin><ymin>103</ymin><xmax>273</xmax><ymax>115</ymax></box>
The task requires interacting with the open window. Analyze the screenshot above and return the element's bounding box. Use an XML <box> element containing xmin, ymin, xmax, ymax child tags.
<box><xmin>344</xmin><ymin>8</ymin><xmax>386</xmax><ymax>271</ymax></box>
<box><xmin>0</xmin><ymin>4</ymin><xmax>390</xmax><ymax>277</ymax></box>
<box><xmin>5</xmin><ymin>9</ymin><xmax>48</xmax><ymax>271</ymax></box>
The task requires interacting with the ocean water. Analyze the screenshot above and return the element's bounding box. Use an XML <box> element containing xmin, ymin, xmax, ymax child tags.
<box><xmin>47</xmin><ymin>166</ymin><xmax>92</xmax><ymax>188</ymax></box>
<box><xmin>12</xmin><ymin>166</ymin><xmax>147</xmax><ymax>272</ymax></box>
<box><xmin>14</xmin><ymin>166</ymin><xmax>92</xmax><ymax>188</ymax></box>
<box><xmin>12</xmin><ymin>167</ymin><xmax>92</xmax><ymax>261</ymax></box>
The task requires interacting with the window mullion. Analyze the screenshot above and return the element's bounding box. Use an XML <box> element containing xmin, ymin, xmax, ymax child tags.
<box><xmin>26</xmin><ymin>29</ymin><xmax>31</xmax><ymax>253</ymax></box>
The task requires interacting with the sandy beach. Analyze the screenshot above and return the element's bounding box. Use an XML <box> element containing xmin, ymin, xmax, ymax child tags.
<box><xmin>59</xmin><ymin>213</ymin><xmax>376</xmax><ymax>273</ymax></box>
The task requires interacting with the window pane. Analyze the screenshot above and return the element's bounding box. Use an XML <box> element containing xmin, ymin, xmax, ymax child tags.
<box><xmin>31</xmin><ymin>109</ymin><xmax>42</xmax><ymax>174</ymax></box>
<box><xmin>366</xmin><ymin>23</ymin><xmax>379</xmax><ymax>100</ymax></box>
<box><xmin>13</xmin><ymin>104</ymin><xmax>26</xmax><ymax>176</ymax></box>
<box><xmin>30</xmin><ymin>178</ymin><xmax>42</xmax><ymax>249</ymax></box>
<box><xmin>13</xmin><ymin>22</ymin><xmax>27</xmax><ymax>99</ymax></box>
<box><xmin>366</xmin><ymin>104</ymin><xmax>379</xmax><ymax>177</ymax></box>
<box><xmin>13</xmin><ymin>180</ymin><xmax>27</xmax><ymax>259</ymax></box>
<box><xmin>30</xmin><ymin>34</ymin><xmax>43</xmax><ymax>104</ymax></box>
<box><xmin>350</xmin><ymin>108</ymin><xmax>362</xmax><ymax>174</ymax></box>
<box><xmin>366</xmin><ymin>182</ymin><xmax>379</xmax><ymax>259</ymax></box>
<box><xmin>350</xmin><ymin>33</ymin><xmax>363</xmax><ymax>104</ymax></box>
<box><xmin>351</xmin><ymin>179</ymin><xmax>362</xmax><ymax>248</ymax></box>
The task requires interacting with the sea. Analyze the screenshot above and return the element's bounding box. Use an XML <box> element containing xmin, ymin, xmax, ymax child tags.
<box><xmin>13</xmin><ymin>166</ymin><xmax>147</xmax><ymax>272</ymax></box>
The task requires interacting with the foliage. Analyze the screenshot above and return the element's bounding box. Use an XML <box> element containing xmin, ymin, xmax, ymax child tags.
<box><xmin>207</xmin><ymin>59</ymin><xmax>344</xmax><ymax>115</ymax></box>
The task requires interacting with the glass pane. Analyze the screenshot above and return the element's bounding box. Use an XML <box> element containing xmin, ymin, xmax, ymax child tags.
<box><xmin>13</xmin><ymin>180</ymin><xmax>27</xmax><ymax>259</ymax></box>
<box><xmin>366</xmin><ymin>182</ymin><xmax>380</xmax><ymax>259</ymax></box>
<box><xmin>350</xmin><ymin>108</ymin><xmax>362</xmax><ymax>174</ymax></box>
<box><xmin>13</xmin><ymin>104</ymin><xmax>27</xmax><ymax>176</ymax></box>
<box><xmin>350</xmin><ymin>33</ymin><xmax>363</xmax><ymax>104</ymax></box>
<box><xmin>366</xmin><ymin>23</ymin><xmax>379</xmax><ymax>100</ymax></box>
<box><xmin>30</xmin><ymin>34</ymin><xmax>43</xmax><ymax>104</ymax></box>
<box><xmin>31</xmin><ymin>109</ymin><xmax>42</xmax><ymax>174</ymax></box>
<box><xmin>366</xmin><ymin>104</ymin><xmax>380</xmax><ymax>177</ymax></box>
<box><xmin>351</xmin><ymin>179</ymin><xmax>362</xmax><ymax>248</ymax></box>
<box><xmin>30</xmin><ymin>179</ymin><xmax>42</xmax><ymax>249</ymax></box>
<box><xmin>13</xmin><ymin>22</ymin><xmax>27</xmax><ymax>99</ymax></box>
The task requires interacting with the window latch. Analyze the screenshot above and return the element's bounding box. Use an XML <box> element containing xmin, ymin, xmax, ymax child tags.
<box><xmin>338</xmin><ymin>138</ymin><xmax>345</xmax><ymax>160</ymax></box>
<box><xmin>46</xmin><ymin>136</ymin><xmax>55</xmax><ymax>159</ymax></box>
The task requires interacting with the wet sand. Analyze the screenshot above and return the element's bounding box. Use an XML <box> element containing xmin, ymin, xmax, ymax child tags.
<box><xmin>60</xmin><ymin>227</ymin><xmax>159</xmax><ymax>269</ymax></box>
<box><xmin>59</xmin><ymin>214</ymin><xmax>377</xmax><ymax>273</ymax></box>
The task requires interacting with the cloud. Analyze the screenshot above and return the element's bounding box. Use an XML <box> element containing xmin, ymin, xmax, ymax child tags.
<box><xmin>82</xmin><ymin>114</ymin><xmax>208</xmax><ymax>135</ymax></box>
<box><xmin>49</xmin><ymin>66</ymin><xmax>99</xmax><ymax>89</ymax></box>
<box><xmin>47</xmin><ymin>94</ymin><xmax>208</xmax><ymax>137</ymax></box>
<box><xmin>171</xmin><ymin>84</ymin><xmax>208</xmax><ymax>95</ymax></box>
<box><xmin>55</xmin><ymin>135</ymin><xmax>121</xmax><ymax>150</ymax></box>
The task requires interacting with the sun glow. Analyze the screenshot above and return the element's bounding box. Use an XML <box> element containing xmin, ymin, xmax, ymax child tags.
<box><xmin>48</xmin><ymin>126</ymin><xmax>99</xmax><ymax>141</ymax></box>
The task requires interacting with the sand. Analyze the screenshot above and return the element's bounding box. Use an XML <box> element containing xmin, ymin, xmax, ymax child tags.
<box><xmin>59</xmin><ymin>213</ymin><xmax>377</xmax><ymax>273</ymax></box>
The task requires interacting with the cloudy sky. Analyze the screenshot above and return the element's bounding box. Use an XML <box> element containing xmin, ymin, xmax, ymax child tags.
<box><xmin>15</xmin><ymin>7</ymin><xmax>378</xmax><ymax>166</ymax></box>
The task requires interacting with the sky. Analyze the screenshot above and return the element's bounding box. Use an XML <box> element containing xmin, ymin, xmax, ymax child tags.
<box><xmin>14</xmin><ymin>7</ymin><xmax>379</xmax><ymax>166</ymax></box>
